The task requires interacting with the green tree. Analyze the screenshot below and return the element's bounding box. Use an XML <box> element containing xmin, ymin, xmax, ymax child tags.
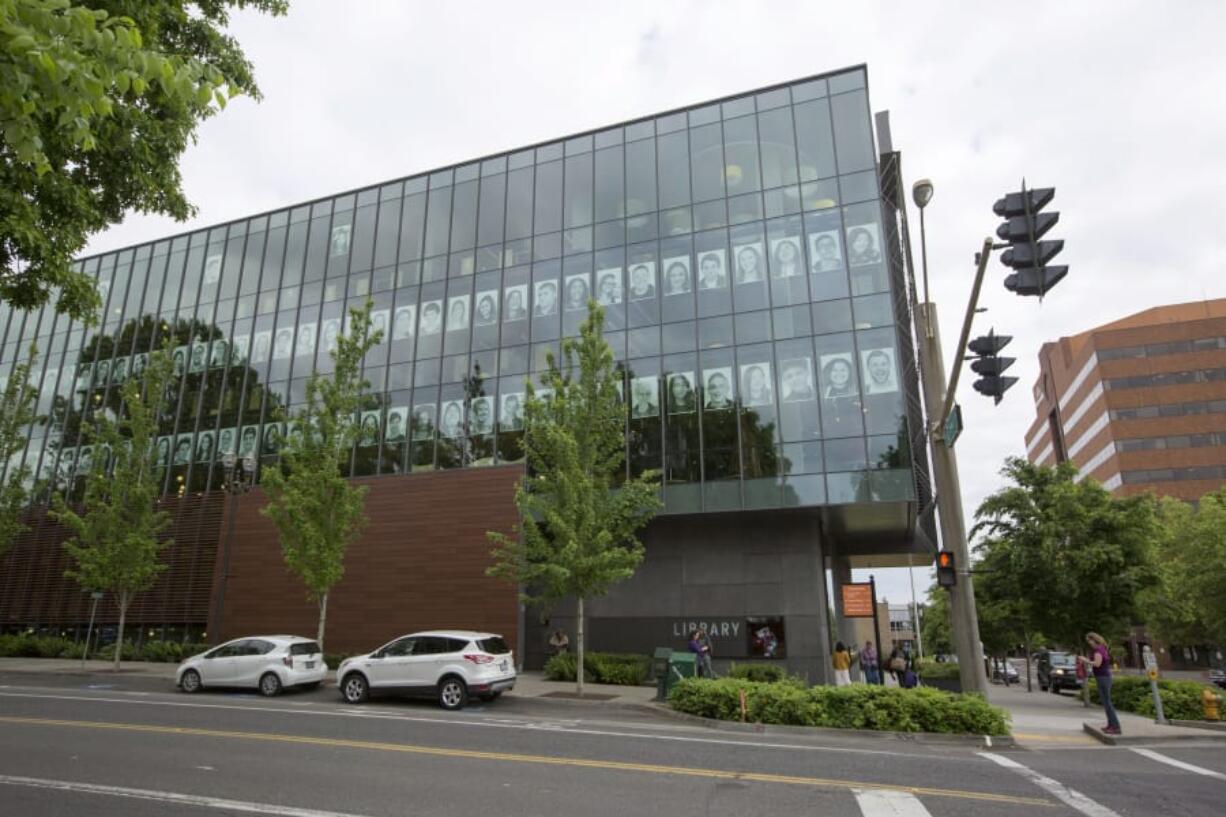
<box><xmin>972</xmin><ymin>457</ymin><xmax>1158</xmax><ymax>653</ymax></box>
<box><xmin>51</xmin><ymin>345</ymin><xmax>176</xmax><ymax>670</ymax></box>
<box><xmin>1141</xmin><ymin>489</ymin><xmax>1226</xmax><ymax>647</ymax></box>
<box><xmin>2</xmin><ymin>0</ymin><xmax>288</xmax><ymax>322</ymax></box>
<box><xmin>920</xmin><ymin>583</ymin><xmax>953</xmax><ymax>656</ymax></box>
<box><xmin>0</xmin><ymin>347</ymin><xmax>40</xmax><ymax>559</ymax></box>
<box><xmin>260</xmin><ymin>303</ymin><xmax>380</xmax><ymax>650</ymax></box>
<box><xmin>487</xmin><ymin>302</ymin><xmax>662</xmax><ymax>696</ymax></box>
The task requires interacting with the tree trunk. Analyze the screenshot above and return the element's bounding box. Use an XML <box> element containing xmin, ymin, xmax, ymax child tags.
<box><xmin>114</xmin><ymin>593</ymin><xmax>128</xmax><ymax>673</ymax></box>
<box><xmin>576</xmin><ymin>596</ymin><xmax>585</xmax><ymax>698</ymax></box>
<box><xmin>1024</xmin><ymin>632</ymin><xmax>1032</xmax><ymax>693</ymax></box>
<box><xmin>317</xmin><ymin>593</ymin><xmax>328</xmax><ymax>652</ymax></box>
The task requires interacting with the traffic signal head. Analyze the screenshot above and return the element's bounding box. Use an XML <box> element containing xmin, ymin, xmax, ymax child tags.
<box><xmin>936</xmin><ymin>550</ymin><xmax>956</xmax><ymax>587</ymax></box>
<box><xmin>995</xmin><ymin>183</ymin><xmax>1066</xmax><ymax>297</ymax></box>
<box><xmin>968</xmin><ymin>329</ymin><xmax>1017</xmax><ymax>404</ymax></box>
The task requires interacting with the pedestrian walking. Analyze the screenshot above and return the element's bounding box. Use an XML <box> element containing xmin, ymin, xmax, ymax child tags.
<box><xmin>833</xmin><ymin>641</ymin><xmax>853</xmax><ymax>686</ymax></box>
<box><xmin>688</xmin><ymin>630</ymin><xmax>708</xmax><ymax>678</ymax></box>
<box><xmin>887</xmin><ymin>647</ymin><xmax>906</xmax><ymax>684</ymax></box>
<box><xmin>1078</xmin><ymin>632</ymin><xmax>1121</xmax><ymax>735</ymax></box>
<box><xmin>697</xmin><ymin>626</ymin><xmax>716</xmax><ymax>679</ymax></box>
<box><xmin>861</xmin><ymin>640</ymin><xmax>880</xmax><ymax>685</ymax></box>
<box><xmin>548</xmin><ymin>629</ymin><xmax>570</xmax><ymax>656</ymax></box>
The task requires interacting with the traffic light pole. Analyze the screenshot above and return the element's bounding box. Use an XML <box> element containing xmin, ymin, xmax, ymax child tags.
<box><xmin>915</xmin><ymin>237</ymin><xmax>994</xmax><ymax>697</ymax></box>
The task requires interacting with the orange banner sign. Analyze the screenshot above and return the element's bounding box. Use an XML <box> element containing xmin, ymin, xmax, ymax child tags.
<box><xmin>842</xmin><ymin>583</ymin><xmax>875</xmax><ymax>618</ymax></box>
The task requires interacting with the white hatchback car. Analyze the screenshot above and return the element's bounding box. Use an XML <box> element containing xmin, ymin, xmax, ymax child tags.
<box><xmin>177</xmin><ymin>636</ymin><xmax>326</xmax><ymax>697</ymax></box>
<box><xmin>337</xmin><ymin>630</ymin><xmax>515</xmax><ymax>710</ymax></box>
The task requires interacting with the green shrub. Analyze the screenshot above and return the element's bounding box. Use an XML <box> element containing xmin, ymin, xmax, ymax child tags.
<box><xmin>668</xmin><ymin>677</ymin><xmax>1010</xmax><ymax>736</ymax></box>
<box><xmin>543</xmin><ymin>651</ymin><xmax>650</xmax><ymax>685</ymax></box>
<box><xmin>1090</xmin><ymin>676</ymin><xmax>1215</xmax><ymax>721</ymax></box>
<box><xmin>0</xmin><ymin>635</ymin><xmax>83</xmax><ymax>659</ymax></box>
<box><xmin>916</xmin><ymin>659</ymin><xmax>959</xmax><ymax>680</ymax></box>
<box><xmin>0</xmin><ymin>635</ymin><xmax>209</xmax><ymax>663</ymax></box>
<box><xmin>728</xmin><ymin>663</ymin><xmax>784</xmax><ymax>683</ymax></box>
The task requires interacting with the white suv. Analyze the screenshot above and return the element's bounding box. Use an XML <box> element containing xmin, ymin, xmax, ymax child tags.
<box><xmin>337</xmin><ymin>630</ymin><xmax>515</xmax><ymax>710</ymax></box>
<box><xmin>177</xmin><ymin>636</ymin><xmax>326</xmax><ymax>697</ymax></box>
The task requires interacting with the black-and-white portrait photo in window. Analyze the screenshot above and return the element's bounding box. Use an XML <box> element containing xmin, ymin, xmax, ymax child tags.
<box><xmin>846</xmin><ymin>223</ymin><xmax>882</xmax><ymax>267</ymax></box>
<box><xmin>697</xmin><ymin>250</ymin><xmax>728</xmax><ymax>290</ymax></box>
<box><xmin>330</xmin><ymin>224</ymin><xmax>351</xmax><ymax>257</ymax></box>
<box><xmin>446</xmin><ymin>295</ymin><xmax>470</xmax><ymax>332</ymax></box>
<box><xmin>819</xmin><ymin>354</ymin><xmax>858</xmax><ymax>400</ymax></box>
<box><xmin>216</xmin><ymin>427</ymin><xmax>236</xmax><ymax>458</ymax></box>
<box><xmin>296</xmin><ymin>323</ymin><xmax>316</xmax><ymax>357</ymax></box>
<box><xmin>359</xmin><ymin>411</ymin><xmax>381</xmax><ymax>446</ymax></box>
<box><xmin>154</xmin><ymin>438</ymin><xmax>170</xmax><ymax>467</ymax></box>
<box><xmin>231</xmin><ymin>335</ymin><xmax>249</xmax><ymax>365</ymax></box>
<box><xmin>411</xmin><ymin>404</ymin><xmax>436</xmax><ymax>440</ymax></box>
<box><xmin>370</xmin><ymin>309</ymin><xmax>390</xmax><ymax>340</ymax></box>
<box><xmin>503</xmin><ymin>285</ymin><xmax>528</xmax><ymax>321</ymax></box>
<box><xmin>739</xmin><ymin>362</ymin><xmax>774</xmax><ymax>407</ymax></box>
<box><xmin>630</xmin><ymin>375</ymin><xmax>659</xmax><ymax>419</ymax></box>
<box><xmin>595</xmin><ymin>268</ymin><xmax>622</xmax><ymax>305</ymax></box>
<box><xmin>261</xmin><ymin>422</ymin><xmax>283</xmax><ymax>456</ymax></box>
<box><xmin>703</xmin><ymin>367</ymin><xmax>735</xmax><ymax>410</ymax></box>
<box><xmin>172</xmin><ymin>435</ymin><xmax>192</xmax><ymax>465</ymax></box>
<box><xmin>208</xmin><ymin>341</ymin><xmax>226</xmax><ymax>369</ymax></box>
<box><xmin>392</xmin><ymin>306</ymin><xmax>416</xmax><ymax>340</ymax></box>
<box><xmin>321</xmin><ymin>319</ymin><xmax>341</xmax><ymax>352</ymax></box>
<box><xmin>272</xmin><ymin>327</ymin><xmax>294</xmax><ymax>360</ymax></box>
<box><xmin>861</xmin><ymin>347</ymin><xmax>899</xmax><ymax>394</ymax></box>
<box><xmin>469</xmin><ymin>396</ymin><xmax>494</xmax><ymax>435</ymax></box>
<box><xmin>418</xmin><ymin>300</ymin><xmax>443</xmax><ymax>336</ymax></box>
<box><xmin>500</xmin><ymin>392</ymin><xmax>524</xmax><ymax>430</ymax></box>
<box><xmin>667</xmin><ymin>372</ymin><xmax>697</xmax><ymax>414</ymax></box>
<box><xmin>474</xmin><ymin>290</ymin><xmax>499</xmax><ymax>326</ymax></box>
<box><xmin>770</xmin><ymin>237</ymin><xmax>804</xmax><ymax>279</ymax></box>
<box><xmin>203</xmin><ymin>253</ymin><xmax>222</xmax><ymax>285</ymax></box>
<box><xmin>563</xmin><ymin>274</ymin><xmax>590</xmax><ymax>312</ymax></box>
<box><xmin>534</xmin><ymin>280</ymin><xmax>559</xmax><ymax>317</ymax></box>
<box><xmin>190</xmin><ymin>341</ymin><xmax>208</xmax><ymax>373</ymax></box>
<box><xmin>733</xmin><ymin>242</ymin><xmax>765</xmax><ymax>285</ymax></box>
<box><xmin>238</xmin><ymin>425</ymin><xmax>259</xmax><ymax>459</ymax></box>
<box><xmin>439</xmin><ymin>400</ymin><xmax>465</xmax><ymax>438</ymax></box>
<box><xmin>627</xmin><ymin>262</ymin><xmax>656</xmax><ymax>301</ymax></box>
<box><xmin>286</xmin><ymin>421</ymin><xmax>305</xmax><ymax>448</ymax></box>
<box><xmin>111</xmin><ymin>357</ymin><xmax>128</xmax><ymax>384</ymax></box>
<box><xmin>662</xmin><ymin>257</ymin><xmax>692</xmax><ymax>296</ymax></box>
<box><xmin>384</xmin><ymin>407</ymin><xmax>408</xmax><ymax>443</ymax></box>
<box><xmin>808</xmin><ymin>230</ymin><xmax>844</xmax><ymax>272</ymax></box>
<box><xmin>131</xmin><ymin>353</ymin><xmax>148</xmax><ymax>377</ymax></box>
<box><xmin>170</xmin><ymin>347</ymin><xmax>186</xmax><ymax>376</ymax></box>
<box><xmin>195</xmin><ymin>430</ymin><xmax>215</xmax><ymax>463</ymax></box>
<box><xmin>251</xmin><ymin>331</ymin><xmax>271</xmax><ymax>364</ymax></box>
<box><xmin>780</xmin><ymin>357</ymin><xmax>816</xmax><ymax>403</ymax></box>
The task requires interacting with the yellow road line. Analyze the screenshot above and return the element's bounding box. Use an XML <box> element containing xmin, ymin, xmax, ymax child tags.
<box><xmin>0</xmin><ymin>715</ymin><xmax>1054</xmax><ymax>807</ymax></box>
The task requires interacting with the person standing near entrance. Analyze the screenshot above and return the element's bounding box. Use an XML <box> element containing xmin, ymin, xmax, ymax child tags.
<box><xmin>861</xmin><ymin>640</ymin><xmax>880</xmax><ymax>685</ymax></box>
<box><xmin>1079</xmin><ymin>632</ymin><xmax>1121</xmax><ymax>735</ymax></box>
<box><xmin>548</xmin><ymin>629</ymin><xmax>569</xmax><ymax>656</ymax></box>
<box><xmin>697</xmin><ymin>626</ymin><xmax>716</xmax><ymax>679</ymax></box>
<box><xmin>833</xmin><ymin>641</ymin><xmax>853</xmax><ymax>686</ymax></box>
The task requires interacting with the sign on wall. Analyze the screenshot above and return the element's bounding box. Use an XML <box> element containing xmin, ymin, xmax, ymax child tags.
<box><xmin>841</xmin><ymin>583</ymin><xmax>875</xmax><ymax>618</ymax></box>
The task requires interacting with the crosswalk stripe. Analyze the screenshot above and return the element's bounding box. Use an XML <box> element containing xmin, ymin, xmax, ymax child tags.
<box><xmin>977</xmin><ymin>752</ymin><xmax>1121</xmax><ymax>817</ymax></box>
<box><xmin>1130</xmin><ymin>748</ymin><xmax>1226</xmax><ymax>781</ymax></box>
<box><xmin>853</xmin><ymin>788</ymin><xmax>933</xmax><ymax>816</ymax></box>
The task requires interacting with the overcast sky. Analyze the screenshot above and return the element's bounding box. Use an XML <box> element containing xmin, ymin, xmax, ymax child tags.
<box><xmin>84</xmin><ymin>1</ymin><xmax>1226</xmax><ymax>610</ymax></box>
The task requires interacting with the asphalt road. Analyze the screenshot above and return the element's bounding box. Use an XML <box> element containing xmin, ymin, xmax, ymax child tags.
<box><xmin>1</xmin><ymin>671</ymin><xmax>1223</xmax><ymax>816</ymax></box>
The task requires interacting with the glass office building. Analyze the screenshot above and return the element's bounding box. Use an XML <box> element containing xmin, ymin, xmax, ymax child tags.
<box><xmin>2</xmin><ymin>66</ymin><xmax>915</xmax><ymax>513</ymax></box>
<box><xmin>1</xmin><ymin>66</ymin><xmax>931</xmax><ymax>672</ymax></box>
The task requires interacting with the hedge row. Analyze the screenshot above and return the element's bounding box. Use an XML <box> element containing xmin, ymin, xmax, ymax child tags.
<box><xmin>0</xmin><ymin>634</ymin><xmax>208</xmax><ymax>663</ymax></box>
<box><xmin>1090</xmin><ymin>676</ymin><xmax>1216</xmax><ymax>721</ymax></box>
<box><xmin>544</xmin><ymin>651</ymin><xmax>651</xmax><ymax>685</ymax></box>
<box><xmin>915</xmin><ymin>659</ymin><xmax>960</xmax><ymax>680</ymax></box>
<box><xmin>668</xmin><ymin>677</ymin><xmax>1010</xmax><ymax>736</ymax></box>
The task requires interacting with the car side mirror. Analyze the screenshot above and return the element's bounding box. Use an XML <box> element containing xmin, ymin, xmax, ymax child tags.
<box><xmin>371</xmin><ymin>651</ymin><xmax>383</xmax><ymax>659</ymax></box>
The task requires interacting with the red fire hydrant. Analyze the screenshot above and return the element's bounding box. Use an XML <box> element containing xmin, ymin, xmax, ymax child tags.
<box><xmin>1203</xmin><ymin>687</ymin><xmax>1221</xmax><ymax>721</ymax></box>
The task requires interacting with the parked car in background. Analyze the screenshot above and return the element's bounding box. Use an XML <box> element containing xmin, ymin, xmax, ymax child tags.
<box><xmin>177</xmin><ymin>636</ymin><xmax>325</xmax><ymax>696</ymax></box>
<box><xmin>337</xmin><ymin>630</ymin><xmax>515</xmax><ymax>710</ymax></box>
<box><xmin>1036</xmin><ymin>650</ymin><xmax>1082</xmax><ymax>694</ymax></box>
<box><xmin>990</xmin><ymin>659</ymin><xmax>1020</xmax><ymax>684</ymax></box>
<box><xmin>1210</xmin><ymin>667</ymin><xmax>1226</xmax><ymax>689</ymax></box>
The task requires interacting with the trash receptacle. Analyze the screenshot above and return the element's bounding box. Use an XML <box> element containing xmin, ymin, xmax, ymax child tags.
<box><xmin>659</xmin><ymin>652</ymin><xmax>697</xmax><ymax>699</ymax></box>
<box><xmin>653</xmin><ymin>648</ymin><xmax>673</xmax><ymax>700</ymax></box>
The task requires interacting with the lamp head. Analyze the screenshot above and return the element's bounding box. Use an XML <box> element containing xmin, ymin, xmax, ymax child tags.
<box><xmin>912</xmin><ymin>178</ymin><xmax>935</xmax><ymax>209</ymax></box>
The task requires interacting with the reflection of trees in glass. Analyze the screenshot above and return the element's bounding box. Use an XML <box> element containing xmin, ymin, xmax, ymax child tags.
<box><xmin>737</xmin><ymin>407</ymin><xmax>779</xmax><ymax>478</ymax></box>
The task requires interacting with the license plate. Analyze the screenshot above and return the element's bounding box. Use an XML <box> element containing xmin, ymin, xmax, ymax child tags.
<box><xmin>306</xmin><ymin>661</ymin><xmax>315</xmax><ymax>669</ymax></box>
<box><xmin>500</xmin><ymin>661</ymin><xmax>508</xmax><ymax>671</ymax></box>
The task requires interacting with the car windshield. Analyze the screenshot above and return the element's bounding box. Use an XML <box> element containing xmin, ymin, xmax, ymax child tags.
<box><xmin>1050</xmin><ymin>652</ymin><xmax>1075</xmax><ymax>666</ymax></box>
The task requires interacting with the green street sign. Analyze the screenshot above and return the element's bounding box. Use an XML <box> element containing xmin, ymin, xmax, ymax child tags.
<box><xmin>943</xmin><ymin>404</ymin><xmax>963</xmax><ymax>447</ymax></box>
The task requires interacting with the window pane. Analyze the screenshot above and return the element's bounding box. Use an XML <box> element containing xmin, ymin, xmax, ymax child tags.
<box><xmin>425</xmin><ymin>187</ymin><xmax>452</xmax><ymax>257</ymax></box>
<box><xmin>794</xmin><ymin>99</ymin><xmax>837</xmax><ymax>181</ymax></box>
<box><xmin>625</xmin><ymin>139</ymin><xmax>657</xmax><ymax>216</ymax></box>
<box><xmin>534</xmin><ymin>160</ymin><xmax>563</xmax><ymax>235</ymax></box>
<box><xmin>449</xmin><ymin>180</ymin><xmax>478</xmax><ymax>252</ymax></box>
<box><xmin>723</xmin><ymin>115</ymin><xmax>761</xmax><ymax>195</ymax></box>
<box><xmin>505</xmin><ymin>168</ymin><xmax>534</xmax><ymax>240</ymax></box>
<box><xmin>758</xmin><ymin>107</ymin><xmax>798</xmax><ymax>189</ymax></box>
<box><xmin>477</xmin><ymin>174</ymin><xmax>506</xmax><ymax>247</ymax></box>
<box><xmin>594</xmin><ymin>146</ymin><xmax>624</xmax><ymax>223</ymax></box>
<box><xmin>690</xmin><ymin>123</ymin><xmax>725</xmax><ymax>203</ymax></box>
<box><xmin>657</xmin><ymin>130</ymin><xmax>690</xmax><ymax>209</ymax></box>
<box><xmin>563</xmin><ymin>152</ymin><xmax>593</xmax><ymax>228</ymax></box>
<box><xmin>398</xmin><ymin>193</ymin><xmax>426</xmax><ymax>263</ymax></box>
<box><xmin>830</xmin><ymin>90</ymin><xmax>875</xmax><ymax>174</ymax></box>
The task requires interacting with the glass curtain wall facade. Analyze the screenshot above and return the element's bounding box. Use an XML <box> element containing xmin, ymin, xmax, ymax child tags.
<box><xmin>0</xmin><ymin>66</ymin><xmax>914</xmax><ymax>515</ymax></box>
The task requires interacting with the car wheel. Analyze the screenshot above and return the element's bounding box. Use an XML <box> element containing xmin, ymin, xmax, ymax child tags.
<box><xmin>341</xmin><ymin>673</ymin><xmax>369</xmax><ymax>704</ymax></box>
<box><xmin>438</xmin><ymin>676</ymin><xmax>468</xmax><ymax>711</ymax></box>
<box><xmin>259</xmin><ymin>672</ymin><xmax>283</xmax><ymax>697</ymax></box>
<box><xmin>180</xmin><ymin>669</ymin><xmax>202</xmax><ymax>694</ymax></box>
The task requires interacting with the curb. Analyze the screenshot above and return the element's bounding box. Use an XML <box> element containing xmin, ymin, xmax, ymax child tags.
<box><xmin>1082</xmin><ymin>722</ymin><xmax>1226</xmax><ymax>745</ymax></box>
<box><xmin>632</xmin><ymin>701</ymin><xmax>1016</xmax><ymax>747</ymax></box>
<box><xmin>1170</xmin><ymin>719</ymin><xmax>1226</xmax><ymax>732</ymax></box>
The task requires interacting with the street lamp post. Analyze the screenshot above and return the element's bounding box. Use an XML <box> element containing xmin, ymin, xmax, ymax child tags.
<box><xmin>213</xmin><ymin>450</ymin><xmax>255</xmax><ymax>644</ymax></box>
<box><xmin>911</xmin><ymin>178</ymin><xmax>989</xmax><ymax>696</ymax></box>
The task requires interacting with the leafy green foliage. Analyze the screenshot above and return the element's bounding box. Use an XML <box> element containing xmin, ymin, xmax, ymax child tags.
<box><xmin>487</xmin><ymin>301</ymin><xmax>662</xmax><ymax>693</ymax></box>
<box><xmin>972</xmin><ymin>457</ymin><xmax>1158</xmax><ymax>650</ymax></box>
<box><xmin>49</xmin><ymin>345</ymin><xmax>177</xmax><ymax>669</ymax></box>
<box><xmin>915</xmin><ymin>658</ymin><xmax>960</xmax><ymax>680</ymax></box>
<box><xmin>1140</xmin><ymin>490</ymin><xmax>1226</xmax><ymax>647</ymax></box>
<box><xmin>1</xmin><ymin>0</ymin><xmax>288</xmax><ymax>321</ymax></box>
<box><xmin>667</xmin><ymin>677</ymin><xmax>1010</xmax><ymax>736</ymax></box>
<box><xmin>259</xmin><ymin>302</ymin><xmax>380</xmax><ymax>649</ymax></box>
<box><xmin>726</xmin><ymin>662</ymin><xmax>805</xmax><ymax>686</ymax></box>
<box><xmin>0</xmin><ymin>347</ymin><xmax>40</xmax><ymax>557</ymax></box>
<box><xmin>543</xmin><ymin>651</ymin><xmax>651</xmax><ymax>686</ymax></box>
<box><xmin>920</xmin><ymin>583</ymin><xmax>953</xmax><ymax>656</ymax></box>
<box><xmin>1089</xmin><ymin>676</ymin><xmax>1218</xmax><ymax>721</ymax></box>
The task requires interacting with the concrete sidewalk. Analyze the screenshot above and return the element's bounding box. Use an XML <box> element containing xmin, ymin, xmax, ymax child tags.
<box><xmin>0</xmin><ymin>657</ymin><xmax>660</xmax><ymax>705</ymax></box>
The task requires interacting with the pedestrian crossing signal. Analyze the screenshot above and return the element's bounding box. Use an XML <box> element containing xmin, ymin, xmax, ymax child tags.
<box><xmin>936</xmin><ymin>551</ymin><xmax>956</xmax><ymax>587</ymax></box>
